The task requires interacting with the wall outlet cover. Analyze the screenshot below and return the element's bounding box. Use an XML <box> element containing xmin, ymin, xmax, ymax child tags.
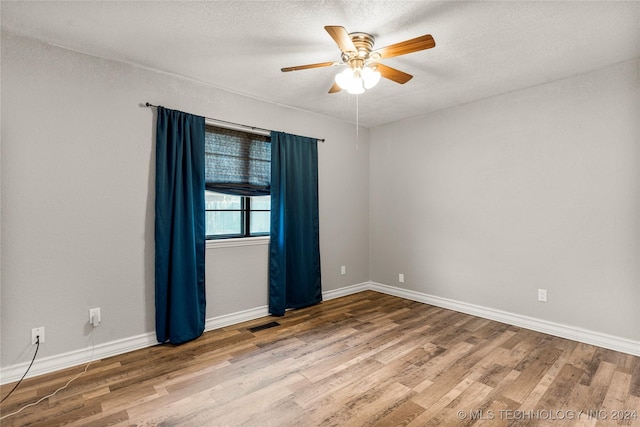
<box><xmin>538</xmin><ymin>289</ymin><xmax>548</xmax><ymax>302</ymax></box>
<box><xmin>31</xmin><ymin>327</ymin><xmax>45</xmax><ymax>345</ymax></box>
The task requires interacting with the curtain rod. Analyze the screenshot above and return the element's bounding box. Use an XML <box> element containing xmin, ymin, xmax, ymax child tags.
<box><xmin>145</xmin><ymin>103</ymin><xmax>324</xmax><ymax>142</ymax></box>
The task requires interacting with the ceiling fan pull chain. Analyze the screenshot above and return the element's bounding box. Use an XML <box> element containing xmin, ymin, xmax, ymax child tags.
<box><xmin>356</xmin><ymin>94</ymin><xmax>359</xmax><ymax>150</ymax></box>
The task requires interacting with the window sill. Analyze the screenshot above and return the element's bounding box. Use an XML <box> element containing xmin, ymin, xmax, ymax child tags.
<box><xmin>206</xmin><ymin>236</ymin><xmax>270</xmax><ymax>249</ymax></box>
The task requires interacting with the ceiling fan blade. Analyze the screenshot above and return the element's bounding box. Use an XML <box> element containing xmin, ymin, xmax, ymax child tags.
<box><xmin>376</xmin><ymin>63</ymin><xmax>413</xmax><ymax>84</ymax></box>
<box><xmin>325</xmin><ymin>26</ymin><xmax>357</xmax><ymax>53</ymax></box>
<box><xmin>281</xmin><ymin>61</ymin><xmax>338</xmax><ymax>72</ymax></box>
<box><xmin>374</xmin><ymin>34</ymin><xmax>435</xmax><ymax>59</ymax></box>
<box><xmin>328</xmin><ymin>82</ymin><xmax>342</xmax><ymax>93</ymax></box>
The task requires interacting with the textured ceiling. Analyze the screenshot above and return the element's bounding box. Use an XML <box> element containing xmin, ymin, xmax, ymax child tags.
<box><xmin>2</xmin><ymin>1</ymin><xmax>639</xmax><ymax>127</ymax></box>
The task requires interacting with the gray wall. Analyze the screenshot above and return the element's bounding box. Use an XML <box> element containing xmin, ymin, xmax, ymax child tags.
<box><xmin>2</xmin><ymin>30</ymin><xmax>638</xmax><ymax>373</ymax></box>
<box><xmin>0</xmin><ymin>32</ymin><xmax>370</xmax><ymax>367</ymax></box>
<box><xmin>370</xmin><ymin>59</ymin><xmax>640</xmax><ymax>341</ymax></box>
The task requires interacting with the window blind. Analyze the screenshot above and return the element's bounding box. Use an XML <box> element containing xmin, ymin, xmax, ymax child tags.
<box><xmin>204</xmin><ymin>125</ymin><xmax>271</xmax><ymax>196</ymax></box>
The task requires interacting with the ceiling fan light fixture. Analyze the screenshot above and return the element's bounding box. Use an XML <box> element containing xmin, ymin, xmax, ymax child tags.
<box><xmin>335</xmin><ymin>67</ymin><xmax>354</xmax><ymax>90</ymax></box>
<box><xmin>335</xmin><ymin>68</ymin><xmax>363</xmax><ymax>94</ymax></box>
<box><xmin>361</xmin><ymin>66</ymin><xmax>381</xmax><ymax>89</ymax></box>
<box><xmin>347</xmin><ymin>78</ymin><xmax>365</xmax><ymax>95</ymax></box>
<box><xmin>335</xmin><ymin>65</ymin><xmax>379</xmax><ymax>94</ymax></box>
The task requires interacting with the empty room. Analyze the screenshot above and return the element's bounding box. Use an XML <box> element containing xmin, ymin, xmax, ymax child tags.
<box><xmin>1</xmin><ymin>1</ymin><xmax>639</xmax><ymax>425</ymax></box>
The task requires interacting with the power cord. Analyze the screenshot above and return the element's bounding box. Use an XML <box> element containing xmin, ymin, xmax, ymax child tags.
<box><xmin>0</xmin><ymin>336</ymin><xmax>40</xmax><ymax>404</ymax></box>
<box><xmin>0</xmin><ymin>331</ymin><xmax>96</xmax><ymax>421</ymax></box>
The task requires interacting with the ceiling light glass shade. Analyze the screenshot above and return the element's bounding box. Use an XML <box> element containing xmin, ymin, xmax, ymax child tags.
<box><xmin>347</xmin><ymin>77</ymin><xmax>365</xmax><ymax>95</ymax></box>
<box><xmin>335</xmin><ymin>68</ymin><xmax>354</xmax><ymax>89</ymax></box>
<box><xmin>335</xmin><ymin>67</ymin><xmax>366</xmax><ymax>94</ymax></box>
<box><xmin>361</xmin><ymin>67</ymin><xmax>381</xmax><ymax>89</ymax></box>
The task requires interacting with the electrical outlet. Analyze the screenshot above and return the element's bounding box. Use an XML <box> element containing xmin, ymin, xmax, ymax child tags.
<box><xmin>340</xmin><ymin>265</ymin><xmax>346</xmax><ymax>275</ymax></box>
<box><xmin>31</xmin><ymin>327</ymin><xmax>45</xmax><ymax>345</ymax></box>
<box><xmin>538</xmin><ymin>289</ymin><xmax>548</xmax><ymax>303</ymax></box>
<box><xmin>89</xmin><ymin>307</ymin><xmax>101</xmax><ymax>327</ymax></box>
<box><xmin>399</xmin><ymin>273</ymin><xmax>405</xmax><ymax>283</ymax></box>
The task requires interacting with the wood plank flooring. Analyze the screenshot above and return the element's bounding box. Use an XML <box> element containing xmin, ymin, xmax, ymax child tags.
<box><xmin>1</xmin><ymin>291</ymin><xmax>638</xmax><ymax>426</ymax></box>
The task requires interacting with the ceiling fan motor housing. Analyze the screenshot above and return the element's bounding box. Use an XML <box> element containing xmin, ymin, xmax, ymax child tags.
<box><xmin>342</xmin><ymin>32</ymin><xmax>378</xmax><ymax>65</ymax></box>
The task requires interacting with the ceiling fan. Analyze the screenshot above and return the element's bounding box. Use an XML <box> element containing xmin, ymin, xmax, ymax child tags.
<box><xmin>281</xmin><ymin>26</ymin><xmax>436</xmax><ymax>94</ymax></box>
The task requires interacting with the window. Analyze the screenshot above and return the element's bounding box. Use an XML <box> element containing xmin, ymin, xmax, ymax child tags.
<box><xmin>204</xmin><ymin>125</ymin><xmax>271</xmax><ymax>239</ymax></box>
<box><xmin>205</xmin><ymin>191</ymin><xmax>270</xmax><ymax>238</ymax></box>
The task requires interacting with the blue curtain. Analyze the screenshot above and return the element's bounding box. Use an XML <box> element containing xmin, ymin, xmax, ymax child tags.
<box><xmin>155</xmin><ymin>107</ymin><xmax>206</xmax><ymax>344</ymax></box>
<box><xmin>269</xmin><ymin>131</ymin><xmax>322</xmax><ymax>316</ymax></box>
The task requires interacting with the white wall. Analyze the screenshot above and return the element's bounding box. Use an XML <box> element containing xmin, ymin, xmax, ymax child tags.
<box><xmin>370</xmin><ymin>59</ymin><xmax>640</xmax><ymax>341</ymax></box>
<box><xmin>0</xmin><ymin>32</ymin><xmax>370</xmax><ymax>370</ymax></box>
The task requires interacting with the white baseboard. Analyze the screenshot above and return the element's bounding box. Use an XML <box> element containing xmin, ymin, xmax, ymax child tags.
<box><xmin>368</xmin><ymin>281</ymin><xmax>640</xmax><ymax>357</ymax></box>
<box><xmin>3</xmin><ymin>281</ymin><xmax>637</xmax><ymax>385</ymax></box>
<box><xmin>322</xmin><ymin>282</ymin><xmax>371</xmax><ymax>301</ymax></box>
<box><xmin>0</xmin><ymin>332</ymin><xmax>158</xmax><ymax>385</ymax></box>
<box><xmin>1</xmin><ymin>305</ymin><xmax>270</xmax><ymax>385</ymax></box>
<box><xmin>205</xmin><ymin>305</ymin><xmax>269</xmax><ymax>331</ymax></box>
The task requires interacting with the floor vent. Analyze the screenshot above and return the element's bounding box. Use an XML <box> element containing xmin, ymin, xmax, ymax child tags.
<box><xmin>248</xmin><ymin>321</ymin><xmax>281</xmax><ymax>333</ymax></box>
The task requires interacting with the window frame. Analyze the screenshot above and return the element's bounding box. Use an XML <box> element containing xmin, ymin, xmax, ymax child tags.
<box><xmin>205</xmin><ymin>193</ymin><xmax>270</xmax><ymax>240</ymax></box>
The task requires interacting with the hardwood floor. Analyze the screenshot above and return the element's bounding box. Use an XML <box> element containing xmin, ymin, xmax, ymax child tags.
<box><xmin>1</xmin><ymin>291</ymin><xmax>639</xmax><ymax>426</ymax></box>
